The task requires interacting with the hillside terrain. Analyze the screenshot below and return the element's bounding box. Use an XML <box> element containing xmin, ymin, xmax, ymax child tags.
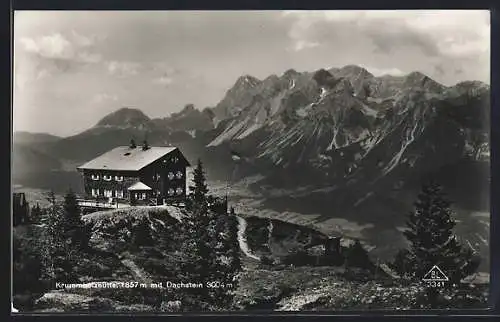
<box><xmin>14</xmin><ymin>206</ymin><xmax>488</xmax><ymax>312</ymax></box>
<box><xmin>13</xmin><ymin>64</ymin><xmax>491</xmax><ymax>273</ymax></box>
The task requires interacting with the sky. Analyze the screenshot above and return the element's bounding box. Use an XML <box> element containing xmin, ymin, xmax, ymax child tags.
<box><xmin>13</xmin><ymin>10</ymin><xmax>490</xmax><ymax>137</ymax></box>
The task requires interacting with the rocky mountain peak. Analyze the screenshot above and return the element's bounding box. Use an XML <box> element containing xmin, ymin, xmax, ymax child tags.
<box><xmin>451</xmin><ymin>81</ymin><xmax>490</xmax><ymax>96</ymax></box>
<box><xmin>234</xmin><ymin>75</ymin><xmax>261</xmax><ymax>89</ymax></box>
<box><xmin>339</xmin><ymin>65</ymin><xmax>374</xmax><ymax>78</ymax></box>
<box><xmin>183</xmin><ymin>103</ymin><xmax>195</xmax><ymax>112</ymax></box>
<box><xmin>283</xmin><ymin>68</ymin><xmax>300</xmax><ymax>78</ymax></box>
<box><xmin>312</xmin><ymin>69</ymin><xmax>338</xmax><ymax>88</ymax></box>
<box><xmin>95</xmin><ymin>107</ymin><xmax>151</xmax><ymax>128</ymax></box>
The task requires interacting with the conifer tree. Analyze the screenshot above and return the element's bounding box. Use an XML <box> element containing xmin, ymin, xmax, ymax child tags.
<box><xmin>178</xmin><ymin>160</ymin><xmax>244</xmax><ymax>308</ymax></box>
<box><xmin>180</xmin><ymin>160</ymin><xmax>222</xmax><ymax>307</ymax></box>
<box><xmin>180</xmin><ymin>159</ymin><xmax>213</xmax><ymax>295</ymax></box>
<box><xmin>226</xmin><ymin>207</ymin><xmax>242</xmax><ymax>273</ymax></box>
<box><xmin>30</xmin><ymin>203</ymin><xmax>42</xmax><ymax>224</ymax></box>
<box><xmin>63</xmin><ymin>189</ymin><xmax>89</xmax><ymax>250</ymax></box>
<box><xmin>131</xmin><ymin>217</ymin><xmax>154</xmax><ymax>247</ymax></box>
<box><xmin>344</xmin><ymin>239</ymin><xmax>375</xmax><ymax>271</ymax></box>
<box><xmin>189</xmin><ymin>159</ymin><xmax>209</xmax><ymax>205</ymax></box>
<box><xmin>214</xmin><ymin>206</ymin><xmax>242</xmax><ymax>307</ymax></box>
<box><xmin>41</xmin><ymin>191</ymin><xmax>78</xmax><ymax>282</ymax></box>
<box><xmin>390</xmin><ymin>180</ymin><xmax>480</xmax><ymax>284</ymax></box>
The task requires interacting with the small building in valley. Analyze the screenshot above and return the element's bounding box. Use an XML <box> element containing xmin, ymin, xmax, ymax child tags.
<box><xmin>77</xmin><ymin>140</ymin><xmax>190</xmax><ymax>206</ymax></box>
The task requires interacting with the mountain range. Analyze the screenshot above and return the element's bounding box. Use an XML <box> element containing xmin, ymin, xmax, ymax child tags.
<box><xmin>12</xmin><ymin>65</ymin><xmax>491</xmax><ymax>265</ymax></box>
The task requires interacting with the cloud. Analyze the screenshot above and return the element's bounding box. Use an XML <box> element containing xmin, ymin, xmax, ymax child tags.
<box><xmin>19</xmin><ymin>33</ymin><xmax>73</xmax><ymax>59</ymax></box>
<box><xmin>291</xmin><ymin>40</ymin><xmax>320</xmax><ymax>52</ymax></box>
<box><xmin>434</xmin><ymin>64</ymin><xmax>446</xmax><ymax>77</ymax></box>
<box><xmin>152</xmin><ymin>75</ymin><xmax>174</xmax><ymax>86</ymax></box>
<box><xmin>18</xmin><ymin>31</ymin><xmax>102</xmax><ymax>64</ymax></box>
<box><xmin>284</xmin><ymin>10</ymin><xmax>489</xmax><ymax>60</ymax></box>
<box><xmin>106</xmin><ymin>60</ymin><xmax>141</xmax><ymax>77</ymax></box>
<box><xmin>282</xmin><ymin>10</ymin><xmax>489</xmax><ymax>85</ymax></box>
<box><xmin>15</xmin><ymin>30</ymin><xmax>103</xmax><ymax>90</ymax></box>
<box><xmin>92</xmin><ymin>93</ymin><xmax>118</xmax><ymax>103</ymax></box>
<box><xmin>366</xmin><ymin>66</ymin><xmax>406</xmax><ymax>77</ymax></box>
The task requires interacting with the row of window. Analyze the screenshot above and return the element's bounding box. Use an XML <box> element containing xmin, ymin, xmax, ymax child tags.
<box><xmin>91</xmin><ymin>175</ymin><xmax>123</xmax><ymax>181</ymax></box>
<box><xmin>151</xmin><ymin>171</ymin><xmax>184</xmax><ymax>181</ymax></box>
<box><xmin>91</xmin><ymin>171</ymin><xmax>184</xmax><ymax>182</ymax></box>
<box><xmin>163</xmin><ymin>157</ymin><xmax>180</xmax><ymax>164</ymax></box>
<box><xmin>134</xmin><ymin>193</ymin><xmax>148</xmax><ymax>200</ymax></box>
<box><xmin>91</xmin><ymin>189</ymin><xmax>124</xmax><ymax>198</ymax></box>
<box><xmin>167</xmin><ymin>171</ymin><xmax>184</xmax><ymax>180</ymax></box>
<box><xmin>167</xmin><ymin>187</ymin><xmax>184</xmax><ymax>196</ymax></box>
<box><xmin>90</xmin><ymin>187</ymin><xmax>185</xmax><ymax>198</ymax></box>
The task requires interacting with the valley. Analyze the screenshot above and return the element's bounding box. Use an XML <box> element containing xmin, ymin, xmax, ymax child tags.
<box><xmin>13</xmin><ymin>64</ymin><xmax>491</xmax><ymax>274</ymax></box>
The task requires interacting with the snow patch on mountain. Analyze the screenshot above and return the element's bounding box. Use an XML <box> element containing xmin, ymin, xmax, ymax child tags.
<box><xmin>382</xmin><ymin>117</ymin><xmax>423</xmax><ymax>176</ymax></box>
<box><xmin>296</xmin><ymin>103</ymin><xmax>314</xmax><ymax>118</ymax></box>
<box><xmin>319</xmin><ymin>87</ymin><xmax>328</xmax><ymax>100</ymax></box>
<box><xmin>354</xmin><ymin>192</ymin><xmax>374</xmax><ymax>207</ymax></box>
<box><xmin>326</xmin><ymin>129</ymin><xmax>340</xmax><ymax>151</ymax></box>
<box><xmin>207</xmin><ymin>121</ymin><xmax>246</xmax><ymax>146</ymax></box>
<box><xmin>360</xmin><ymin>104</ymin><xmax>379</xmax><ymax>117</ymax></box>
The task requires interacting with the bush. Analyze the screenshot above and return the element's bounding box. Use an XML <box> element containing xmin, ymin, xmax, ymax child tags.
<box><xmin>344</xmin><ymin>240</ymin><xmax>375</xmax><ymax>271</ymax></box>
<box><xmin>260</xmin><ymin>255</ymin><xmax>274</xmax><ymax>267</ymax></box>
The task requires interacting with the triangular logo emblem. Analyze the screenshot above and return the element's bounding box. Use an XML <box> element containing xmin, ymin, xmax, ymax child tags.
<box><xmin>422</xmin><ymin>265</ymin><xmax>449</xmax><ymax>281</ymax></box>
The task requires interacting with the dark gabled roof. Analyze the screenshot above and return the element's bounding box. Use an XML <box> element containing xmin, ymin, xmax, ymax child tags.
<box><xmin>77</xmin><ymin>146</ymin><xmax>182</xmax><ymax>171</ymax></box>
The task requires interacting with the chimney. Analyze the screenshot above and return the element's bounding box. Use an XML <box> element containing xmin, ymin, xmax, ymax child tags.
<box><xmin>142</xmin><ymin>139</ymin><xmax>150</xmax><ymax>151</ymax></box>
<box><xmin>129</xmin><ymin>139</ymin><xmax>137</xmax><ymax>149</ymax></box>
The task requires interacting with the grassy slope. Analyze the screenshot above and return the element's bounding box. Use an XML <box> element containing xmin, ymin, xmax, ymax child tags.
<box><xmin>16</xmin><ymin>205</ymin><xmax>490</xmax><ymax>312</ymax></box>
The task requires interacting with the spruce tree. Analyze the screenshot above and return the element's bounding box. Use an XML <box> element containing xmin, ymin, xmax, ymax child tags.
<box><xmin>63</xmin><ymin>189</ymin><xmax>89</xmax><ymax>250</ymax></box>
<box><xmin>41</xmin><ymin>191</ymin><xmax>78</xmax><ymax>282</ymax></box>
<box><xmin>178</xmin><ymin>160</ymin><xmax>244</xmax><ymax>309</ymax></box>
<box><xmin>180</xmin><ymin>159</ymin><xmax>225</xmax><ymax>307</ymax></box>
<box><xmin>344</xmin><ymin>239</ymin><xmax>375</xmax><ymax>271</ymax></box>
<box><xmin>180</xmin><ymin>159</ymin><xmax>212</xmax><ymax>301</ymax></box>
<box><xmin>226</xmin><ymin>207</ymin><xmax>242</xmax><ymax>273</ymax></box>
<box><xmin>390</xmin><ymin>180</ymin><xmax>480</xmax><ymax>284</ymax></box>
<box><xmin>190</xmin><ymin>159</ymin><xmax>209</xmax><ymax>205</ymax></box>
<box><xmin>131</xmin><ymin>217</ymin><xmax>154</xmax><ymax>247</ymax></box>
<box><xmin>30</xmin><ymin>203</ymin><xmax>42</xmax><ymax>224</ymax></box>
<box><xmin>220</xmin><ymin>207</ymin><xmax>243</xmax><ymax>307</ymax></box>
<box><xmin>205</xmin><ymin>203</ymin><xmax>242</xmax><ymax>308</ymax></box>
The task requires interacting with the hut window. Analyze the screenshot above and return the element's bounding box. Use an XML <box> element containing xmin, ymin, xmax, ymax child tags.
<box><xmin>91</xmin><ymin>174</ymin><xmax>100</xmax><ymax>180</ymax></box>
<box><xmin>104</xmin><ymin>190</ymin><xmax>113</xmax><ymax>198</ymax></box>
<box><xmin>175</xmin><ymin>171</ymin><xmax>183</xmax><ymax>179</ymax></box>
<box><xmin>91</xmin><ymin>188</ymin><xmax>99</xmax><ymax>197</ymax></box>
<box><xmin>103</xmin><ymin>175</ymin><xmax>112</xmax><ymax>181</ymax></box>
<box><xmin>168</xmin><ymin>188</ymin><xmax>174</xmax><ymax>196</ymax></box>
<box><xmin>168</xmin><ymin>172</ymin><xmax>174</xmax><ymax>180</ymax></box>
<box><xmin>116</xmin><ymin>190</ymin><xmax>123</xmax><ymax>198</ymax></box>
<box><xmin>115</xmin><ymin>175</ymin><xmax>123</xmax><ymax>181</ymax></box>
<box><xmin>176</xmin><ymin>187</ymin><xmax>183</xmax><ymax>195</ymax></box>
